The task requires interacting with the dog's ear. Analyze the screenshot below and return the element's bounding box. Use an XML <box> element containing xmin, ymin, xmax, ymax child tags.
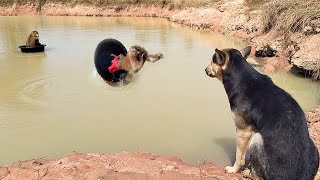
<box><xmin>141</xmin><ymin>52</ymin><xmax>148</xmax><ymax>61</ymax></box>
<box><xmin>214</xmin><ymin>48</ymin><xmax>227</xmax><ymax>65</ymax></box>
<box><xmin>240</xmin><ymin>46</ymin><xmax>251</xmax><ymax>59</ymax></box>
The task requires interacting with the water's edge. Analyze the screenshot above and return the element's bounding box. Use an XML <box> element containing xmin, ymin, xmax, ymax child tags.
<box><xmin>0</xmin><ymin>3</ymin><xmax>320</xmax><ymax>179</ymax></box>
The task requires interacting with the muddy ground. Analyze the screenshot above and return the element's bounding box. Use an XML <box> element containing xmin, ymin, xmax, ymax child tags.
<box><xmin>0</xmin><ymin>0</ymin><xmax>319</xmax><ymax>179</ymax></box>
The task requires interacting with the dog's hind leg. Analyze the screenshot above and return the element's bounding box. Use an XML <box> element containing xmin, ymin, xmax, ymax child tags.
<box><xmin>242</xmin><ymin>167</ymin><xmax>261</xmax><ymax>180</ymax></box>
<box><xmin>247</xmin><ymin>133</ymin><xmax>265</xmax><ymax>179</ymax></box>
<box><xmin>225</xmin><ymin>127</ymin><xmax>252</xmax><ymax>173</ymax></box>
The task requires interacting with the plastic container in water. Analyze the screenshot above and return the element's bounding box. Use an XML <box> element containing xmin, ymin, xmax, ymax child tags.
<box><xmin>18</xmin><ymin>44</ymin><xmax>46</xmax><ymax>53</ymax></box>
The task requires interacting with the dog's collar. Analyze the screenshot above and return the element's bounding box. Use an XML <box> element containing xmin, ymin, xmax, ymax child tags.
<box><xmin>108</xmin><ymin>55</ymin><xmax>121</xmax><ymax>73</ymax></box>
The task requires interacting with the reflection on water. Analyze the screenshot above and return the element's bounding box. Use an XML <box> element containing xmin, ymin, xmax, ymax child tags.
<box><xmin>0</xmin><ymin>16</ymin><xmax>319</xmax><ymax>166</ymax></box>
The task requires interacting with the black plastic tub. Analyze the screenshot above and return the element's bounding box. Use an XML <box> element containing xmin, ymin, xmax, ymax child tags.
<box><xmin>18</xmin><ymin>44</ymin><xmax>46</xmax><ymax>53</ymax></box>
<box><xmin>94</xmin><ymin>38</ymin><xmax>128</xmax><ymax>82</ymax></box>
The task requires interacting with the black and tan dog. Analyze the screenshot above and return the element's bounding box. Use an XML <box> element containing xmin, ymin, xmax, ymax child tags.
<box><xmin>205</xmin><ymin>47</ymin><xmax>319</xmax><ymax>179</ymax></box>
<box><xmin>26</xmin><ymin>31</ymin><xmax>41</xmax><ymax>47</ymax></box>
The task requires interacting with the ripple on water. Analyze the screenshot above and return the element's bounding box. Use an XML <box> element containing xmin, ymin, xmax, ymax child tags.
<box><xmin>90</xmin><ymin>65</ymin><xmax>136</xmax><ymax>96</ymax></box>
<box><xmin>18</xmin><ymin>77</ymin><xmax>54</xmax><ymax>107</ymax></box>
<box><xmin>0</xmin><ymin>106</ymin><xmax>13</xmax><ymax>128</ymax></box>
<box><xmin>0</xmin><ymin>105</ymin><xmax>38</xmax><ymax>129</ymax></box>
<box><xmin>0</xmin><ymin>41</ymin><xmax>6</xmax><ymax>54</ymax></box>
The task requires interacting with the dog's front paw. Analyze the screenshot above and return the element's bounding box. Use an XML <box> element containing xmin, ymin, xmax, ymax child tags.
<box><xmin>225</xmin><ymin>166</ymin><xmax>239</xmax><ymax>174</ymax></box>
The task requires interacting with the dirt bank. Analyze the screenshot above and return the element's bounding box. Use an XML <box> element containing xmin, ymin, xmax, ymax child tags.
<box><xmin>0</xmin><ymin>151</ymin><xmax>242</xmax><ymax>180</ymax></box>
<box><xmin>308</xmin><ymin>105</ymin><xmax>320</xmax><ymax>180</ymax></box>
<box><xmin>0</xmin><ymin>1</ymin><xmax>319</xmax><ymax>179</ymax></box>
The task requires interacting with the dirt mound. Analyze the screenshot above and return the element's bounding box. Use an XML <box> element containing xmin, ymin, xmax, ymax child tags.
<box><xmin>308</xmin><ymin>106</ymin><xmax>320</xmax><ymax>180</ymax></box>
<box><xmin>290</xmin><ymin>34</ymin><xmax>320</xmax><ymax>79</ymax></box>
<box><xmin>308</xmin><ymin>106</ymin><xmax>320</xmax><ymax>123</ymax></box>
<box><xmin>0</xmin><ymin>152</ymin><xmax>241</xmax><ymax>180</ymax></box>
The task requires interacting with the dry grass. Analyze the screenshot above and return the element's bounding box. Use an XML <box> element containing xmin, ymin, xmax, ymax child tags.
<box><xmin>261</xmin><ymin>0</ymin><xmax>320</xmax><ymax>34</ymax></box>
<box><xmin>261</xmin><ymin>0</ymin><xmax>320</xmax><ymax>78</ymax></box>
<box><xmin>247</xmin><ymin>0</ymin><xmax>320</xmax><ymax>78</ymax></box>
<box><xmin>92</xmin><ymin>0</ymin><xmax>220</xmax><ymax>8</ymax></box>
<box><xmin>0</xmin><ymin>0</ymin><xmax>220</xmax><ymax>8</ymax></box>
<box><xmin>246</xmin><ymin>0</ymin><xmax>320</xmax><ymax>39</ymax></box>
<box><xmin>245</xmin><ymin>0</ymin><xmax>268</xmax><ymax>10</ymax></box>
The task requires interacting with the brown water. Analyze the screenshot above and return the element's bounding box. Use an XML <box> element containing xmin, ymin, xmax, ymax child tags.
<box><xmin>0</xmin><ymin>16</ymin><xmax>319</xmax><ymax>166</ymax></box>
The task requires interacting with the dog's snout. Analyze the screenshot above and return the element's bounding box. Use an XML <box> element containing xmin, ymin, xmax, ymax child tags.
<box><xmin>205</xmin><ymin>67</ymin><xmax>211</xmax><ymax>76</ymax></box>
<box><xmin>205</xmin><ymin>66</ymin><xmax>215</xmax><ymax>78</ymax></box>
<box><xmin>205</xmin><ymin>67</ymin><xmax>209</xmax><ymax>75</ymax></box>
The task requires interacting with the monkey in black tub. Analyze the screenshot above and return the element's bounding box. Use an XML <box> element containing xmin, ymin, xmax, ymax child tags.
<box><xmin>26</xmin><ymin>31</ymin><xmax>42</xmax><ymax>47</ymax></box>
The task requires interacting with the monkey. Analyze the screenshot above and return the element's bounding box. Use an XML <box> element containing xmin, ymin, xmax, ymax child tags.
<box><xmin>26</xmin><ymin>31</ymin><xmax>41</xmax><ymax>47</ymax></box>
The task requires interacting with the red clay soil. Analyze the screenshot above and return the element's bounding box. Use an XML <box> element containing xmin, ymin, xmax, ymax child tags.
<box><xmin>0</xmin><ymin>1</ymin><xmax>319</xmax><ymax>179</ymax></box>
<box><xmin>308</xmin><ymin>106</ymin><xmax>320</xmax><ymax>180</ymax></box>
<box><xmin>308</xmin><ymin>106</ymin><xmax>320</xmax><ymax>124</ymax></box>
<box><xmin>0</xmin><ymin>151</ymin><xmax>242</xmax><ymax>180</ymax></box>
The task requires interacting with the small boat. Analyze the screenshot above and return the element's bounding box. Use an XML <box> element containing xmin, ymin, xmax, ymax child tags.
<box><xmin>94</xmin><ymin>39</ymin><xmax>128</xmax><ymax>82</ymax></box>
<box><xmin>18</xmin><ymin>44</ymin><xmax>46</xmax><ymax>53</ymax></box>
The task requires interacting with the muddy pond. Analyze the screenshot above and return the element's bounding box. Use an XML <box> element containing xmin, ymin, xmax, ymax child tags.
<box><xmin>0</xmin><ymin>16</ymin><xmax>319</xmax><ymax>166</ymax></box>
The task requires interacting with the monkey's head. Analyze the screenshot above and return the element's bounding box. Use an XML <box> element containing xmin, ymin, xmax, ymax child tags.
<box><xmin>30</xmin><ymin>31</ymin><xmax>39</xmax><ymax>38</ymax></box>
<box><xmin>128</xmin><ymin>45</ymin><xmax>148</xmax><ymax>73</ymax></box>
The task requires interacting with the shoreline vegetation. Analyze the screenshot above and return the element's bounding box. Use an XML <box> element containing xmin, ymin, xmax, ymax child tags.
<box><xmin>0</xmin><ymin>0</ymin><xmax>320</xmax><ymax>179</ymax></box>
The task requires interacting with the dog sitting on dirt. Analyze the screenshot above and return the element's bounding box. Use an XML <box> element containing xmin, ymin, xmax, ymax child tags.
<box><xmin>205</xmin><ymin>46</ymin><xmax>319</xmax><ymax>179</ymax></box>
<box><xmin>26</xmin><ymin>31</ymin><xmax>42</xmax><ymax>47</ymax></box>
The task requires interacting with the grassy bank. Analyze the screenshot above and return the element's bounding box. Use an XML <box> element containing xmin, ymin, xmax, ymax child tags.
<box><xmin>262</xmin><ymin>0</ymin><xmax>320</xmax><ymax>79</ymax></box>
<box><xmin>247</xmin><ymin>0</ymin><xmax>320</xmax><ymax>36</ymax></box>
<box><xmin>247</xmin><ymin>0</ymin><xmax>320</xmax><ymax>79</ymax></box>
<box><xmin>3</xmin><ymin>0</ymin><xmax>319</xmax><ymax>35</ymax></box>
<box><xmin>0</xmin><ymin>0</ymin><xmax>220</xmax><ymax>8</ymax></box>
<box><xmin>262</xmin><ymin>0</ymin><xmax>320</xmax><ymax>34</ymax></box>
